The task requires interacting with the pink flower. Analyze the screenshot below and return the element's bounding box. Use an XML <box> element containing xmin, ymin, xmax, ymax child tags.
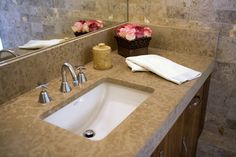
<box><xmin>71</xmin><ymin>22</ymin><xmax>83</xmax><ymax>32</ymax></box>
<box><xmin>126</xmin><ymin>32</ymin><xmax>136</xmax><ymax>41</ymax></box>
<box><xmin>95</xmin><ymin>20</ymin><xmax>104</xmax><ymax>28</ymax></box>
<box><xmin>116</xmin><ymin>24</ymin><xmax>152</xmax><ymax>40</ymax></box>
<box><xmin>135</xmin><ymin>26</ymin><xmax>144</xmax><ymax>38</ymax></box>
<box><xmin>82</xmin><ymin>23</ymin><xmax>89</xmax><ymax>32</ymax></box>
<box><xmin>87</xmin><ymin>20</ymin><xmax>104</xmax><ymax>32</ymax></box>
<box><xmin>118</xmin><ymin>28</ymin><xmax>127</xmax><ymax>38</ymax></box>
<box><xmin>143</xmin><ymin>27</ymin><xmax>152</xmax><ymax>37</ymax></box>
<box><xmin>118</xmin><ymin>27</ymin><xmax>136</xmax><ymax>41</ymax></box>
<box><xmin>79</xmin><ymin>20</ymin><xmax>86</xmax><ymax>24</ymax></box>
<box><xmin>89</xmin><ymin>23</ymin><xmax>99</xmax><ymax>32</ymax></box>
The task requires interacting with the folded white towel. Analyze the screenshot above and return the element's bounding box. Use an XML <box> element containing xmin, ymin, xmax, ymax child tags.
<box><xmin>126</xmin><ymin>55</ymin><xmax>202</xmax><ymax>84</ymax></box>
<box><xmin>19</xmin><ymin>39</ymin><xmax>65</xmax><ymax>49</ymax></box>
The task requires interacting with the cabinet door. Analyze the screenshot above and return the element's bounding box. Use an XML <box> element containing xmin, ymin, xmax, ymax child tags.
<box><xmin>151</xmin><ymin>112</ymin><xmax>185</xmax><ymax>157</ymax></box>
<box><xmin>165</xmin><ymin>113</ymin><xmax>184</xmax><ymax>157</ymax></box>
<box><xmin>151</xmin><ymin>137</ymin><xmax>167</xmax><ymax>157</ymax></box>
<box><xmin>182</xmin><ymin>87</ymin><xmax>203</xmax><ymax>157</ymax></box>
<box><xmin>198</xmin><ymin>76</ymin><xmax>211</xmax><ymax>137</ymax></box>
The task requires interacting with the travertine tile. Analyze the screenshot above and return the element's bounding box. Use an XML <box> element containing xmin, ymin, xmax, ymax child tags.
<box><xmin>213</xmin><ymin>0</ymin><xmax>236</xmax><ymax>10</ymax></box>
<box><xmin>52</xmin><ymin>0</ymin><xmax>65</xmax><ymax>8</ymax></box>
<box><xmin>0</xmin><ymin>0</ymin><xmax>8</xmax><ymax>11</ymax></box>
<box><xmin>0</xmin><ymin>0</ymin><xmax>127</xmax><ymax>48</ymax></box>
<box><xmin>197</xmin><ymin>130</ymin><xmax>236</xmax><ymax>157</ymax></box>
<box><xmin>202</xmin><ymin>61</ymin><xmax>236</xmax><ymax>156</ymax></box>
<box><xmin>212</xmin><ymin>62</ymin><xmax>236</xmax><ymax>85</ymax></box>
<box><xmin>31</xmin><ymin>23</ymin><xmax>43</xmax><ymax>33</ymax></box>
<box><xmin>217</xmin><ymin>36</ymin><xmax>236</xmax><ymax>64</ymax></box>
<box><xmin>216</xmin><ymin>10</ymin><xmax>236</xmax><ymax>24</ymax></box>
<box><xmin>187</xmin><ymin>7</ymin><xmax>216</xmax><ymax>22</ymax></box>
<box><xmin>166</xmin><ymin>6</ymin><xmax>188</xmax><ymax>19</ymax></box>
<box><xmin>148</xmin><ymin>25</ymin><xmax>218</xmax><ymax>57</ymax></box>
<box><xmin>226</xmin><ymin>98</ymin><xmax>236</xmax><ymax>130</ymax></box>
<box><xmin>205</xmin><ymin>78</ymin><xmax>230</xmax><ymax>127</ymax></box>
<box><xmin>204</xmin><ymin>121</ymin><xmax>236</xmax><ymax>139</ymax></box>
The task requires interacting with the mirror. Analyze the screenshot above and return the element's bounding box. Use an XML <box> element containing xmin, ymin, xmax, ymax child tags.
<box><xmin>0</xmin><ymin>0</ymin><xmax>128</xmax><ymax>64</ymax></box>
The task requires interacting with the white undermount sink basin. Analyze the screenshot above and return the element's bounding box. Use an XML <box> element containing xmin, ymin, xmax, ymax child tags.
<box><xmin>43</xmin><ymin>80</ymin><xmax>152</xmax><ymax>141</ymax></box>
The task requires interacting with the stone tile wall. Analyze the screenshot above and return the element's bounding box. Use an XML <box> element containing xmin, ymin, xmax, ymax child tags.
<box><xmin>148</xmin><ymin>25</ymin><xmax>218</xmax><ymax>57</ymax></box>
<box><xmin>0</xmin><ymin>0</ymin><xmax>127</xmax><ymax>48</ymax></box>
<box><xmin>129</xmin><ymin>0</ymin><xmax>236</xmax><ymax>156</ymax></box>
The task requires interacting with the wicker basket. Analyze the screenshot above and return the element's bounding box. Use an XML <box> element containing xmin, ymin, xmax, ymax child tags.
<box><xmin>115</xmin><ymin>36</ymin><xmax>151</xmax><ymax>57</ymax></box>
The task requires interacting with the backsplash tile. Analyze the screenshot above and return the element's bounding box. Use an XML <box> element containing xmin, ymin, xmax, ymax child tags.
<box><xmin>216</xmin><ymin>10</ymin><xmax>236</xmax><ymax>24</ymax></box>
<box><xmin>166</xmin><ymin>6</ymin><xmax>188</xmax><ymax>19</ymax></box>
<box><xmin>149</xmin><ymin>25</ymin><xmax>218</xmax><ymax>57</ymax></box>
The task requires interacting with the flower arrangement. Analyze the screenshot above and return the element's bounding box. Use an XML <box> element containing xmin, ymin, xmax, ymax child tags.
<box><xmin>71</xmin><ymin>20</ymin><xmax>104</xmax><ymax>35</ymax></box>
<box><xmin>115</xmin><ymin>24</ymin><xmax>152</xmax><ymax>57</ymax></box>
<box><xmin>116</xmin><ymin>24</ymin><xmax>152</xmax><ymax>41</ymax></box>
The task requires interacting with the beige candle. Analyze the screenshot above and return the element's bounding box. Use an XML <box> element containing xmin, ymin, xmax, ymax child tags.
<box><xmin>92</xmin><ymin>43</ymin><xmax>112</xmax><ymax>70</ymax></box>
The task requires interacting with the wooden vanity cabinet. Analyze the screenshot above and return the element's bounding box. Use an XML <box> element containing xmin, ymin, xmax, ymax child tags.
<box><xmin>151</xmin><ymin>77</ymin><xmax>210</xmax><ymax>157</ymax></box>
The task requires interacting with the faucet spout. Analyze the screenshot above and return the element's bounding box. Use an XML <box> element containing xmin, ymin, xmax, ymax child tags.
<box><xmin>0</xmin><ymin>49</ymin><xmax>18</xmax><ymax>57</ymax></box>
<box><xmin>60</xmin><ymin>63</ymin><xmax>79</xmax><ymax>93</ymax></box>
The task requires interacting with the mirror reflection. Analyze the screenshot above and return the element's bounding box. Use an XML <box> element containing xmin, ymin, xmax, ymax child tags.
<box><xmin>0</xmin><ymin>0</ymin><xmax>128</xmax><ymax>63</ymax></box>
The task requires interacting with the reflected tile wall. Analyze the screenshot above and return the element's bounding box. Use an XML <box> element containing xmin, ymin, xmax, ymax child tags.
<box><xmin>0</xmin><ymin>0</ymin><xmax>127</xmax><ymax>48</ymax></box>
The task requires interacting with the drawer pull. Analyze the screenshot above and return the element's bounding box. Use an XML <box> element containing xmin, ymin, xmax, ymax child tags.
<box><xmin>192</xmin><ymin>96</ymin><xmax>201</xmax><ymax>106</ymax></box>
<box><xmin>159</xmin><ymin>150</ymin><xmax>164</xmax><ymax>157</ymax></box>
<box><xmin>182</xmin><ymin>136</ymin><xmax>188</xmax><ymax>155</ymax></box>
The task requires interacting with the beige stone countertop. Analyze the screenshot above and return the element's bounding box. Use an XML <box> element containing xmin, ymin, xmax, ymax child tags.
<box><xmin>0</xmin><ymin>50</ymin><xmax>214</xmax><ymax>157</ymax></box>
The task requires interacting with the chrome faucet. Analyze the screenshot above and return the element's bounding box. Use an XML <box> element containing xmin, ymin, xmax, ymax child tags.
<box><xmin>60</xmin><ymin>62</ymin><xmax>79</xmax><ymax>93</ymax></box>
<box><xmin>0</xmin><ymin>49</ymin><xmax>18</xmax><ymax>57</ymax></box>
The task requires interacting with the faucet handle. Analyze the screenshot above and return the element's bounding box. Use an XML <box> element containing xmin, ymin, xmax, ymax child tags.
<box><xmin>37</xmin><ymin>83</ymin><xmax>52</xmax><ymax>104</ymax></box>
<box><xmin>75</xmin><ymin>65</ymin><xmax>86</xmax><ymax>71</ymax></box>
<box><xmin>75</xmin><ymin>65</ymin><xmax>87</xmax><ymax>84</ymax></box>
<box><xmin>36</xmin><ymin>83</ymin><xmax>48</xmax><ymax>90</ymax></box>
<box><xmin>40</xmin><ymin>84</ymin><xmax>48</xmax><ymax>90</ymax></box>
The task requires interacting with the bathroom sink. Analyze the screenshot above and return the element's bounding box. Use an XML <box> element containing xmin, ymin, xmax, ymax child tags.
<box><xmin>43</xmin><ymin>80</ymin><xmax>152</xmax><ymax>141</ymax></box>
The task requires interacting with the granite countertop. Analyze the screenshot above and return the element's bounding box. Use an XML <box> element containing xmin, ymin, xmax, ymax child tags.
<box><xmin>0</xmin><ymin>50</ymin><xmax>214</xmax><ymax>157</ymax></box>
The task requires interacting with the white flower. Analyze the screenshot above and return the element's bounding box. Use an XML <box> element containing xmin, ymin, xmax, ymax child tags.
<box><xmin>82</xmin><ymin>23</ymin><xmax>89</xmax><ymax>32</ymax></box>
<box><xmin>126</xmin><ymin>33</ymin><xmax>136</xmax><ymax>41</ymax></box>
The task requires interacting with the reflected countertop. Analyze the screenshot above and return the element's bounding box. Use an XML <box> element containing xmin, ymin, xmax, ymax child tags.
<box><xmin>13</xmin><ymin>48</ymin><xmax>35</xmax><ymax>56</ymax></box>
<box><xmin>0</xmin><ymin>50</ymin><xmax>214</xmax><ymax>157</ymax></box>
<box><xmin>0</xmin><ymin>48</ymin><xmax>35</xmax><ymax>63</ymax></box>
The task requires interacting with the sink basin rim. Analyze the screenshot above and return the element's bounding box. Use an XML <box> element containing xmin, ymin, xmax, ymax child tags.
<box><xmin>41</xmin><ymin>78</ymin><xmax>154</xmax><ymax>141</ymax></box>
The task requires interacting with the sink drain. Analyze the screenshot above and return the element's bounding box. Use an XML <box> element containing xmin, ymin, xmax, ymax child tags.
<box><xmin>83</xmin><ymin>129</ymin><xmax>95</xmax><ymax>138</ymax></box>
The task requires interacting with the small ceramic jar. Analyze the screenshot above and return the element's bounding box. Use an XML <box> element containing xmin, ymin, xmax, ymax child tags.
<box><xmin>92</xmin><ymin>43</ymin><xmax>112</xmax><ymax>70</ymax></box>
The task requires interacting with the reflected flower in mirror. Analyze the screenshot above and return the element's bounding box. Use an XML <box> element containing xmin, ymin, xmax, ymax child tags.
<box><xmin>72</xmin><ymin>20</ymin><xmax>104</xmax><ymax>36</ymax></box>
